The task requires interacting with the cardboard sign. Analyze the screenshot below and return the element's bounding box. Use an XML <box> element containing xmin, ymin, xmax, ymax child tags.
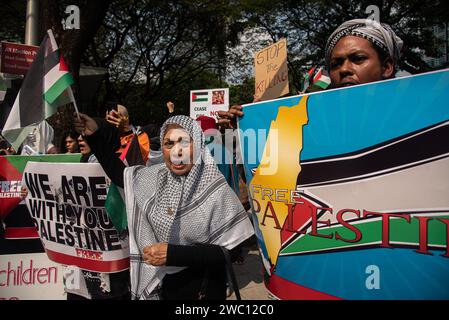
<box><xmin>190</xmin><ymin>88</ymin><xmax>229</xmax><ymax>120</ymax></box>
<box><xmin>1</xmin><ymin>42</ymin><xmax>39</xmax><ymax>75</ymax></box>
<box><xmin>254</xmin><ymin>38</ymin><xmax>289</xmax><ymax>101</ymax></box>
<box><xmin>238</xmin><ymin>69</ymin><xmax>449</xmax><ymax>299</ymax></box>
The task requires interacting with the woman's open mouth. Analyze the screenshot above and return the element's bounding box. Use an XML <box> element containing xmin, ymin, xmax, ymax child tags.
<box><xmin>171</xmin><ymin>158</ymin><xmax>188</xmax><ymax>169</ymax></box>
<box><xmin>172</xmin><ymin>163</ymin><xmax>185</xmax><ymax>170</ymax></box>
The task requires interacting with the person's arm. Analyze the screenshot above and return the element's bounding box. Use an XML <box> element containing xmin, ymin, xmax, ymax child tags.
<box><xmin>166</xmin><ymin>244</ymin><xmax>226</xmax><ymax>267</ymax></box>
<box><xmin>74</xmin><ymin>113</ymin><xmax>125</xmax><ymax>188</ymax></box>
<box><xmin>85</xmin><ymin>119</ymin><xmax>125</xmax><ymax>187</ymax></box>
<box><xmin>159</xmin><ymin>101</ymin><xmax>178</xmax><ymax>125</ymax></box>
<box><xmin>143</xmin><ymin>242</ymin><xmax>242</xmax><ymax>267</ymax></box>
<box><xmin>217</xmin><ymin>105</ymin><xmax>244</xmax><ymax>130</ymax></box>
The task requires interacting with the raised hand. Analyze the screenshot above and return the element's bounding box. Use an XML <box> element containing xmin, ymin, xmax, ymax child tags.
<box><xmin>73</xmin><ymin>113</ymin><xmax>99</xmax><ymax>136</ymax></box>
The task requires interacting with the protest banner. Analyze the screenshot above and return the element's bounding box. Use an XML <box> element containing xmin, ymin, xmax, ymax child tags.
<box><xmin>190</xmin><ymin>88</ymin><xmax>229</xmax><ymax>119</ymax></box>
<box><xmin>22</xmin><ymin>162</ymin><xmax>129</xmax><ymax>273</ymax></box>
<box><xmin>0</xmin><ymin>154</ymin><xmax>81</xmax><ymax>225</ymax></box>
<box><xmin>238</xmin><ymin>69</ymin><xmax>449</xmax><ymax>299</ymax></box>
<box><xmin>0</xmin><ymin>252</ymin><xmax>65</xmax><ymax>300</ymax></box>
<box><xmin>254</xmin><ymin>38</ymin><xmax>289</xmax><ymax>101</ymax></box>
<box><xmin>0</xmin><ymin>42</ymin><xmax>39</xmax><ymax>75</ymax></box>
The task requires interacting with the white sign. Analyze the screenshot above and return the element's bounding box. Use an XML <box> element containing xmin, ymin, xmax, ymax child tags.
<box><xmin>190</xmin><ymin>88</ymin><xmax>229</xmax><ymax>120</ymax></box>
<box><xmin>22</xmin><ymin>162</ymin><xmax>130</xmax><ymax>273</ymax></box>
<box><xmin>0</xmin><ymin>252</ymin><xmax>65</xmax><ymax>300</ymax></box>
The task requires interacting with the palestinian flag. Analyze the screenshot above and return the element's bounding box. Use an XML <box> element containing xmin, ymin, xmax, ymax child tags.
<box><xmin>312</xmin><ymin>67</ymin><xmax>331</xmax><ymax>90</ymax></box>
<box><xmin>1</xmin><ymin>29</ymin><xmax>74</xmax><ymax>150</ymax></box>
<box><xmin>192</xmin><ymin>91</ymin><xmax>208</xmax><ymax>102</ymax></box>
<box><xmin>104</xmin><ymin>133</ymin><xmax>145</xmax><ymax>233</ymax></box>
<box><xmin>119</xmin><ymin>132</ymin><xmax>145</xmax><ymax>167</ymax></box>
<box><xmin>302</xmin><ymin>67</ymin><xmax>316</xmax><ymax>92</ymax></box>
<box><xmin>0</xmin><ymin>154</ymin><xmax>81</xmax><ymax>238</ymax></box>
<box><xmin>104</xmin><ymin>183</ymin><xmax>127</xmax><ymax>233</ymax></box>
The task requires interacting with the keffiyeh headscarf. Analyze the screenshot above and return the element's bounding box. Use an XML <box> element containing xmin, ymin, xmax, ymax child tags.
<box><xmin>123</xmin><ymin>115</ymin><xmax>254</xmax><ymax>300</ymax></box>
<box><xmin>325</xmin><ymin>19</ymin><xmax>403</xmax><ymax>70</ymax></box>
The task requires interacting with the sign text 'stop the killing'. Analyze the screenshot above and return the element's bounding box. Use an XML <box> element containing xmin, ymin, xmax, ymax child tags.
<box><xmin>254</xmin><ymin>38</ymin><xmax>289</xmax><ymax>101</ymax></box>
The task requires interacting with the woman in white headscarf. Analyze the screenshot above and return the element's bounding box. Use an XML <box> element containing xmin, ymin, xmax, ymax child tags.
<box><xmin>75</xmin><ymin>114</ymin><xmax>254</xmax><ymax>300</ymax></box>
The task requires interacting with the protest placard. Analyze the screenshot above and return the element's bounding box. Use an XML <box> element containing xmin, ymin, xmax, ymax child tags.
<box><xmin>0</xmin><ymin>252</ymin><xmax>65</xmax><ymax>300</ymax></box>
<box><xmin>190</xmin><ymin>88</ymin><xmax>229</xmax><ymax>119</ymax></box>
<box><xmin>1</xmin><ymin>42</ymin><xmax>39</xmax><ymax>75</ymax></box>
<box><xmin>254</xmin><ymin>38</ymin><xmax>289</xmax><ymax>101</ymax></box>
<box><xmin>22</xmin><ymin>162</ymin><xmax>129</xmax><ymax>273</ymax></box>
<box><xmin>238</xmin><ymin>69</ymin><xmax>449</xmax><ymax>299</ymax></box>
<box><xmin>0</xmin><ymin>154</ymin><xmax>80</xmax><ymax>222</ymax></box>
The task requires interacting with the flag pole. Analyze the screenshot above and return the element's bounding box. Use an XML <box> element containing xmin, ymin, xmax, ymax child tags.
<box><xmin>46</xmin><ymin>29</ymin><xmax>81</xmax><ymax>122</ymax></box>
<box><xmin>25</xmin><ymin>0</ymin><xmax>39</xmax><ymax>45</ymax></box>
<box><xmin>68</xmin><ymin>87</ymin><xmax>81</xmax><ymax>121</ymax></box>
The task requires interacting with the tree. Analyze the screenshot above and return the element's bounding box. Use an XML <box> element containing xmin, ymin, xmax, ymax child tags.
<box><xmin>2</xmin><ymin>0</ymin><xmax>448</xmax><ymax>118</ymax></box>
<box><xmin>0</xmin><ymin>1</ymin><xmax>26</xmax><ymax>43</ymax></box>
<box><xmin>38</xmin><ymin>0</ymin><xmax>112</xmax><ymax>114</ymax></box>
<box><xmin>228</xmin><ymin>0</ymin><xmax>449</xmax><ymax>92</ymax></box>
<box><xmin>81</xmin><ymin>0</ymin><xmax>252</xmax><ymax>119</ymax></box>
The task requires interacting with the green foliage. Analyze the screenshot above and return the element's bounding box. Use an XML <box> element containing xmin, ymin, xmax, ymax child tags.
<box><xmin>1</xmin><ymin>0</ymin><xmax>448</xmax><ymax>124</ymax></box>
<box><xmin>240</xmin><ymin>0</ymin><xmax>449</xmax><ymax>92</ymax></box>
<box><xmin>229</xmin><ymin>77</ymin><xmax>255</xmax><ymax>106</ymax></box>
<box><xmin>0</xmin><ymin>1</ymin><xmax>26</xmax><ymax>43</ymax></box>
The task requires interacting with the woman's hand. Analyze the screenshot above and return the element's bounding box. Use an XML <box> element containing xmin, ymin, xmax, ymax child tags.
<box><xmin>166</xmin><ymin>101</ymin><xmax>175</xmax><ymax>113</ymax></box>
<box><xmin>73</xmin><ymin>113</ymin><xmax>99</xmax><ymax>136</ymax></box>
<box><xmin>217</xmin><ymin>105</ymin><xmax>244</xmax><ymax>130</ymax></box>
<box><xmin>143</xmin><ymin>242</ymin><xmax>168</xmax><ymax>266</ymax></box>
<box><xmin>105</xmin><ymin>110</ymin><xmax>129</xmax><ymax>132</ymax></box>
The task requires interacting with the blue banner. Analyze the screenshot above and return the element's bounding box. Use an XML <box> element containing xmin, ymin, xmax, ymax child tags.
<box><xmin>238</xmin><ymin>69</ymin><xmax>449</xmax><ymax>299</ymax></box>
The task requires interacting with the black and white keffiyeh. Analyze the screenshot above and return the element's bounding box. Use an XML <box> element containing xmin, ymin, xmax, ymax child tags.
<box><xmin>124</xmin><ymin>115</ymin><xmax>254</xmax><ymax>300</ymax></box>
<box><xmin>325</xmin><ymin>19</ymin><xmax>403</xmax><ymax>71</ymax></box>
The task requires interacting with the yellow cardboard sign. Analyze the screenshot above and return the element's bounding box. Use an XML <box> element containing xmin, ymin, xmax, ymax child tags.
<box><xmin>254</xmin><ymin>38</ymin><xmax>289</xmax><ymax>101</ymax></box>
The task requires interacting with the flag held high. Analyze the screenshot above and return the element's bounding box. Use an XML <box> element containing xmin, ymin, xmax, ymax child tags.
<box><xmin>1</xmin><ymin>29</ymin><xmax>74</xmax><ymax>151</ymax></box>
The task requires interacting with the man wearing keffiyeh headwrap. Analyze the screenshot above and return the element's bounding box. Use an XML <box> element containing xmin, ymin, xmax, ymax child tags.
<box><xmin>324</xmin><ymin>18</ymin><xmax>403</xmax><ymax>88</ymax></box>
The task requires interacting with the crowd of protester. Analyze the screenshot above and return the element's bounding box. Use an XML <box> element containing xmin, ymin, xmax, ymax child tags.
<box><xmin>0</xmin><ymin>18</ymin><xmax>405</xmax><ymax>300</ymax></box>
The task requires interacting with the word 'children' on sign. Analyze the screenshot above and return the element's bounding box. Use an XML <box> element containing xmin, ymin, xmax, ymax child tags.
<box><xmin>190</xmin><ymin>88</ymin><xmax>229</xmax><ymax>120</ymax></box>
<box><xmin>254</xmin><ymin>38</ymin><xmax>289</xmax><ymax>101</ymax></box>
